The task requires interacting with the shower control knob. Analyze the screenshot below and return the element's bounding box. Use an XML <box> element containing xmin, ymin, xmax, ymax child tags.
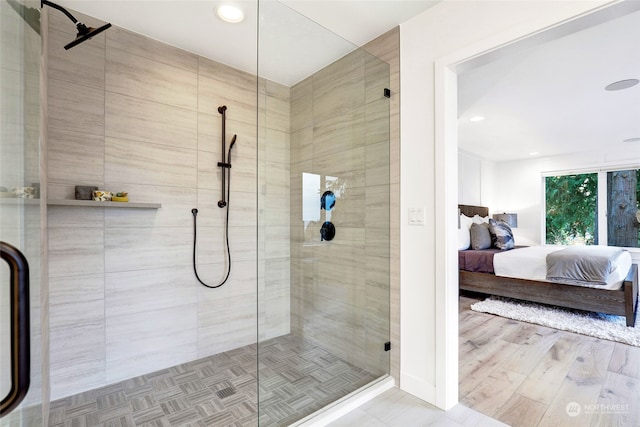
<box><xmin>218</xmin><ymin>200</ymin><xmax>227</xmax><ymax>208</ymax></box>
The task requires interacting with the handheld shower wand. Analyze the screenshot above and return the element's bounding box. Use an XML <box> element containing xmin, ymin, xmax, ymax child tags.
<box><xmin>192</xmin><ymin>106</ymin><xmax>238</xmax><ymax>289</ymax></box>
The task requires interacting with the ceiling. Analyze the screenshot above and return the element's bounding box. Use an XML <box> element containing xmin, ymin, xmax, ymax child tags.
<box><xmin>54</xmin><ymin>0</ymin><xmax>438</xmax><ymax>86</ymax></box>
<box><xmin>47</xmin><ymin>1</ymin><xmax>639</xmax><ymax>163</ymax></box>
<box><xmin>457</xmin><ymin>6</ymin><xmax>640</xmax><ymax>163</ymax></box>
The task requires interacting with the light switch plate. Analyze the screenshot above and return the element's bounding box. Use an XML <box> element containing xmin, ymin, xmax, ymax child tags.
<box><xmin>408</xmin><ymin>207</ymin><xmax>424</xmax><ymax>225</ymax></box>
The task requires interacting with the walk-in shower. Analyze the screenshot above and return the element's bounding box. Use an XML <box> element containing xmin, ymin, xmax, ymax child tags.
<box><xmin>1</xmin><ymin>1</ymin><xmax>391</xmax><ymax>425</ymax></box>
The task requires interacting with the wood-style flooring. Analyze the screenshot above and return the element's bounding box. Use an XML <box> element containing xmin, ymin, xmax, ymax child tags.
<box><xmin>459</xmin><ymin>294</ymin><xmax>640</xmax><ymax>427</ymax></box>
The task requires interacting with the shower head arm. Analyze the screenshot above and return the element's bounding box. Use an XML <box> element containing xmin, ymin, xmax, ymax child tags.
<box><xmin>41</xmin><ymin>0</ymin><xmax>79</xmax><ymax>24</ymax></box>
<box><xmin>41</xmin><ymin>0</ymin><xmax>112</xmax><ymax>50</ymax></box>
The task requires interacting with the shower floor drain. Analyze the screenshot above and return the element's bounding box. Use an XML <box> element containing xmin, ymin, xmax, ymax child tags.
<box><xmin>216</xmin><ymin>386</ymin><xmax>237</xmax><ymax>399</ymax></box>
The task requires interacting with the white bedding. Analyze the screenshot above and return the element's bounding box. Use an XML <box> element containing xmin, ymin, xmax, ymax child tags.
<box><xmin>493</xmin><ymin>245</ymin><xmax>632</xmax><ymax>290</ymax></box>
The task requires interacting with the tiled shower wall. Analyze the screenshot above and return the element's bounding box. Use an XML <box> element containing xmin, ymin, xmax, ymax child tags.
<box><xmin>289</xmin><ymin>28</ymin><xmax>399</xmax><ymax>376</ymax></box>
<box><xmin>46</xmin><ymin>11</ymin><xmax>290</xmax><ymax>400</ymax></box>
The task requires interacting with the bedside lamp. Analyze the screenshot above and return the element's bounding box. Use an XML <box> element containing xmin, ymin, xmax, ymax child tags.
<box><xmin>493</xmin><ymin>213</ymin><xmax>518</xmax><ymax>228</ymax></box>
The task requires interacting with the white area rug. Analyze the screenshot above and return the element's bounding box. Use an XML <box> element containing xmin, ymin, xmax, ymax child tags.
<box><xmin>470</xmin><ymin>297</ymin><xmax>640</xmax><ymax>347</ymax></box>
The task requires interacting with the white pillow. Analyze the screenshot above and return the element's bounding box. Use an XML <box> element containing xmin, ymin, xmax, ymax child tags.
<box><xmin>472</xmin><ymin>214</ymin><xmax>489</xmax><ymax>224</ymax></box>
<box><xmin>458</xmin><ymin>214</ymin><xmax>473</xmax><ymax>250</ymax></box>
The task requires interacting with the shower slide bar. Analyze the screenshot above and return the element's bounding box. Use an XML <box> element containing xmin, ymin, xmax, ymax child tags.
<box><xmin>191</xmin><ymin>105</ymin><xmax>237</xmax><ymax>289</ymax></box>
<box><xmin>217</xmin><ymin>105</ymin><xmax>236</xmax><ymax>209</ymax></box>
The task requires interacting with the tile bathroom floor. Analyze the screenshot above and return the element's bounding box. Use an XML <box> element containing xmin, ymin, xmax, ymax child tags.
<box><xmin>48</xmin><ymin>334</ymin><xmax>377</xmax><ymax>427</ymax></box>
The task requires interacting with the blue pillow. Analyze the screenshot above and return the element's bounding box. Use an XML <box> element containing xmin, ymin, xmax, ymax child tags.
<box><xmin>489</xmin><ymin>219</ymin><xmax>514</xmax><ymax>250</ymax></box>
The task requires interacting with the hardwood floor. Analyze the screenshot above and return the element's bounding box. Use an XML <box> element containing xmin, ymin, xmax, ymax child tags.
<box><xmin>459</xmin><ymin>294</ymin><xmax>640</xmax><ymax>427</ymax></box>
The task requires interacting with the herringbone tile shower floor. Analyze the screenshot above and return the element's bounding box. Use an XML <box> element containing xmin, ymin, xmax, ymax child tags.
<box><xmin>48</xmin><ymin>335</ymin><xmax>377</xmax><ymax>427</ymax></box>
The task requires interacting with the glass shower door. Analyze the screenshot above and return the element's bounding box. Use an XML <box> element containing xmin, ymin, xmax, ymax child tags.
<box><xmin>1</xmin><ymin>0</ymin><xmax>43</xmax><ymax>424</ymax></box>
<box><xmin>257</xmin><ymin>1</ymin><xmax>391</xmax><ymax>424</ymax></box>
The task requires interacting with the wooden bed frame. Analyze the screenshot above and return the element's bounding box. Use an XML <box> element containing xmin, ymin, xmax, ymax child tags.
<box><xmin>458</xmin><ymin>204</ymin><xmax>639</xmax><ymax>326</ymax></box>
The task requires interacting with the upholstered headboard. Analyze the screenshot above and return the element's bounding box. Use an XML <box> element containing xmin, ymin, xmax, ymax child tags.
<box><xmin>458</xmin><ymin>204</ymin><xmax>489</xmax><ymax>218</ymax></box>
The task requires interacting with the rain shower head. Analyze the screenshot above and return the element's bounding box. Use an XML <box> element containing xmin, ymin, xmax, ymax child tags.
<box><xmin>65</xmin><ymin>22</ymin><xmax>112</xmax><ymax>50</ymax></box>
<box><xmin>41</xmin><ymin>0</ymin><xmax>112</xmax><ymax>50</ymax></box>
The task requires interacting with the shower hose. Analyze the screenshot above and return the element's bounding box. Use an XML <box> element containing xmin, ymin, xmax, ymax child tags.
<box><xmin>191</xmin><ymin>152</ymin><xmax>233</xmax><ymax>288</ymax></box>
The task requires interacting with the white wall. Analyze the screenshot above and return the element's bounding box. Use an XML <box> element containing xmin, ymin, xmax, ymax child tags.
<box><xmin>458</xmin><ymin>150</ymin><xmax>496</xmax><ymax>208</ymax></box>
<box><xmin>400</xmin><ymin>0</ymin><xmax>614</xmax><ymax>409</ymax></box>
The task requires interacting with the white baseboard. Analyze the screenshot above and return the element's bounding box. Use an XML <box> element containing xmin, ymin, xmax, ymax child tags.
<box><xmin>399</xmin><ymin>372</ymin><xmax>437</xmax><ymax>407</ymax></box>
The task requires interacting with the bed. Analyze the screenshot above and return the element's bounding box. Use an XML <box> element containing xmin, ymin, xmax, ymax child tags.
<box><xmin>458</xmin><ymin>204</ymin><xmax>639</xmax><ymax>326</ymax></box>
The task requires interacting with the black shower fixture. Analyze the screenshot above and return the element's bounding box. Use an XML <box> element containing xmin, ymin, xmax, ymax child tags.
<box><xmin>41</xmin><ymin>0</ymin><xmax>112</xmax><ymax>50</ymax></box>
<box><xmin>191</xmin><ymin>106</ymin><xmax>238</xmax><ymax>289</ymax></box>
<box><xmin>217</xmin><ymin>105</ymin><xmax>237</xmax><ymax>209</ymax></box>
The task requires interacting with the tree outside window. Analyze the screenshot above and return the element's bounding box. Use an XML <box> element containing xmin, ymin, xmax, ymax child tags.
<box><xmin>545</xmin><ymin>173</ymin><xmax>597</xmax><ymax>245</ymax></box>
<box><xmin>545</xmin><ymin>170</ymin><xmax>640</xmax><ymax>247</ymax></box>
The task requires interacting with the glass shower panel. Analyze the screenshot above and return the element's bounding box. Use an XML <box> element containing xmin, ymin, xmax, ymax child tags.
<box><xmin>257</xmin><ymin>1</ymin><xmax>390</xmax><ymax>424</ymax></box>
<box><xmin>1</xmin><ymin>0</ymin><xmax>43</xmax><ymax>424</ymax></box>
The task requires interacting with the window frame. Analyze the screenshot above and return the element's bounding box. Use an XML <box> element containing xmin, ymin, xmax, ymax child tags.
<box><xmin>542</xmin><ymin>165</ymin><xmax>640</xmax><ymax>250</ymax></box>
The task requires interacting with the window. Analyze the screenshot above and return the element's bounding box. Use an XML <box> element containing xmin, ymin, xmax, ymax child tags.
<box><xmin>607</xmin><ymin>170</ymin><xmax>640</xmax><ymax>247</ymax></box>
<box><xmin>545</xmin><ymin>173</ymin><xmax>597</xmax><ymax>245</ymax></box>
<box><xmin>545</xmin><ymin>169</ymin><xmax>640</xmax><ymax>247</ymax></box>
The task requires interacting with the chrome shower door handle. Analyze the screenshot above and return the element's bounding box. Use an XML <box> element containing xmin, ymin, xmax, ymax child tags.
<box><xmin>0</xmin><ymin>241</ymin><xmax>30</xmax><ymax>417</ymax></box>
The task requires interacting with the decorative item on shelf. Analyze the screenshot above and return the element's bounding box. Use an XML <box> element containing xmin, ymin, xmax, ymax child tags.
<box><xmin>75</xmin><ymin>185</ymin><xmax>98</xmax><ymax>200</ymax></box>
<box><xmin>92</xmin><ymin>190</ymin><xmax>112</xmax><ymax>201</ymax></box>
<box><xmin>111</xmin><ymin>192</ymin><xmax>129</xmax><ymax>202</ymax></box>
<box><xmin>31</xmin><ymin>183</ymin><xmax>40</xmax><ymax>198</ymax></box>
<box><xmin>13</xmin><ymin>187</ymin><xmax>35</xmax><ymax>199</ymax></box>
<box><xmin>492</xmin><ymin>212</ymin><xmax>518</xmax><ymax>228</ymax></box>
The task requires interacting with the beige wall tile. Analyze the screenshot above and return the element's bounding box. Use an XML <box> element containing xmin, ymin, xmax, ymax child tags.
<box><xmin>48</xmin><ymin>78</ymin><xmax>105</xmax><ymax>135</ymax></box>
<box><xmin>105</xmin><ymin>266</ymin><xmax>198</xmax><ymax>317</ymax></box>
<box><xmin>198</xmin><ymin>74</ymin><xmax>257</xmax><ymax>126</ymax></box>
<box><xmin>106</xmin><ymin>47</ymin><xmax>198</xmax><ymax>111</ymax></box>
<box><xmin>264</xmin><ymin>94</ymin><xmax>290</xmax><ymax>133</ymax></box>
<box><xmin>197</xmin><ymin>293</ymin><xmax>257</xmax><ymax>358</ymax></box>
<box><xmin>49</xmin><ymin>274</ymin><xmax>106</xmax><ymax>399</ymax></box>
<box><xmin>195</xmin><ymin>225</ymin><xmax>257</xmax><ymax>265</ymax></box>
<box><xmin>106</xmin><ymin>304</ymin><xmax>198</xmax><ymax>382</ymax></box>
<box><xmin>48</xmin><ymin>27</ymin><xmax>105</xmax><ymax>89</ymax></box>
<box><xmin>48</xmin><ymin>227</ymin><xmax>104</xmax><ymax>278</ymax></box>
<box><xmin>105</xmin><ymin>92</ymin><xmax>198</xmax><ymax>149</ymax></box>
<box><xmin>47</xmin><ymin>127</ymin><xmax>104</xmax><ymax>185</ymax></box>
<box><xmin>48</xmin><ymin>206</ymin><xmax>104</xmax><ymax>228</ymax></box>
<box><xmin>107</xmin><ymin>26</ymin><xmax>198</xmax><ymax>73</ymax></box>
<box><xmin>105</xmin><ymin>226</ymin><xmax>192</xmax><ymax>272</ymax></box>
<box><xmin>105</xmin><ymin>137</ymin><xmax>197</xmax><ymax>188</ymax></box>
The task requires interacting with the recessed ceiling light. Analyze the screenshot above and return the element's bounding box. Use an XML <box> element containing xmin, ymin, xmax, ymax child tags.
<box><xmin>605</xmin><ymin>79</ymin><xmax>639</xmax><ymax>91</ymax></box>
<box><xmin>529</xmin><ymin>152</ymin><xmax>539</xmax><ymax>156</ymax></box>
<box><xmin>217</xmin><ymin>4</ymin><xmax>244</xmax><ymax>23</ymax></box>
<box><xmin>623</xmin><ymin>137</ymin><xmax>640</xmax><ymax>143</ymax></box>
<box><xmin>470</xmin><ymin>116</ymin><xmax>484</xmax><ymax>122</ymax></box>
